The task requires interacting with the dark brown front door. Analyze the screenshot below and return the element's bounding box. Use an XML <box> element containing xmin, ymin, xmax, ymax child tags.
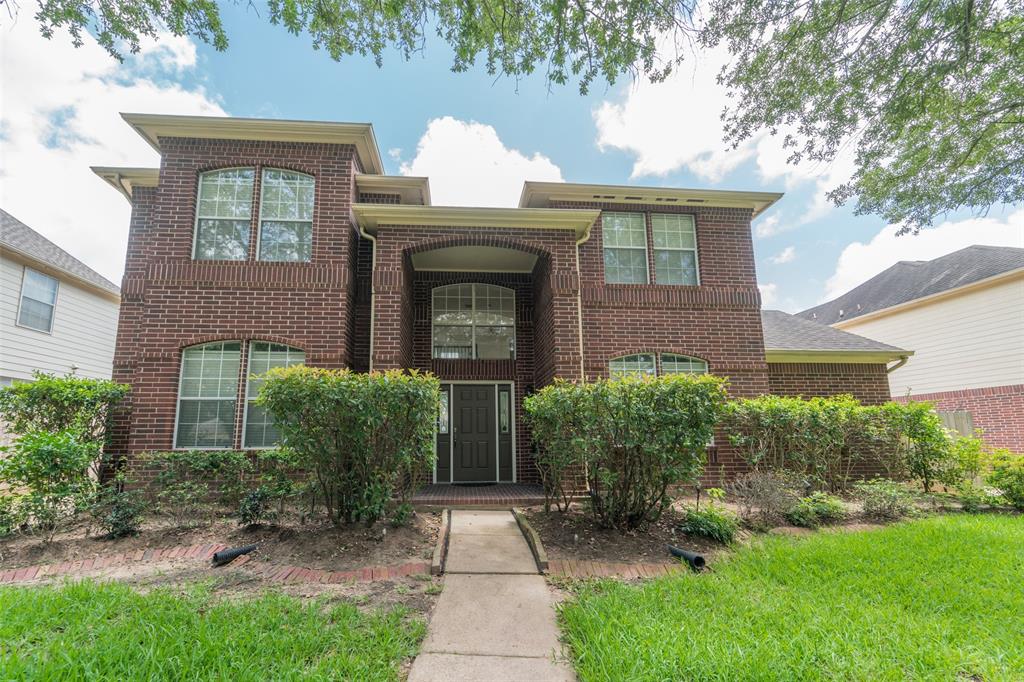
<box><xmin>452</xmin><ymin>384</ymin><xmax>496</xmax><ymax>482</ymax></box>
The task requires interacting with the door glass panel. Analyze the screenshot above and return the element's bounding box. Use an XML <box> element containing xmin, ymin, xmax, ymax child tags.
<box><xmin>499</xmin><ymin>390</ymin><xmax>510</xmax><ymax>434</ymax></box>
<box><xmin>438</xmin><ymin>389</ymin><xmax>449</xmax><ymax>434</ymax></box>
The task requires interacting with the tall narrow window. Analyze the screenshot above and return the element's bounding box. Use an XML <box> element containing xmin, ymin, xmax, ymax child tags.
<box><xmin>194</xmin><ymin>169</ymin><xmax>254</xmax><ymax>260</ymax></box>
<box><xmin>432</xmin><ymin>284</ymin><xmax>515</xmax><ymax>359</ymax></box>
<box><xmin>175</xmin><ymin>342</ymin><xmax>241</xmax><ymax>448</ymax></box>
<box><xmin>609</xmin><ymin>354</ymin><xmax>656</xmax><ymax>378</ymax></box>
<box><xmin>17</xmin><ymin>268</ymin><xmax>59</xmax><ymax>332</ymax></box>
<box><xmin>243</xmin><ymin>342</ymin><xmax>304</xmax><ymax>448</ymax></box>
<box><xmin>498</xmin><ymin>390</ymin><xmax>510</xmax><ymax>434</ymax></box>
<box><xmin>438</xmin><ymin>388</ymin><xmax>450</xmax><ymax>434</ymax></box>
<box><xmin>602</xmin><ymin>212</ymin><xmax>648</xmax><ymax>284</ymax></box>
<box><xmin>652</xmin><ymin>214</ymin><xmax>699</xmax><ymax>285</ymax></box>
<box><xmin>661</xmin><ymin>354</ymin><xmax>708</xmax><ymax>374</ymax></box>
<box><xmin>258</xmin><ymin>169</ymin><xmax>314</xmax><ymax>262</ymax></box>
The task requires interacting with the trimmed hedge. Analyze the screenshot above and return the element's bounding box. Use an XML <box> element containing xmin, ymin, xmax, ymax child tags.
<box><xmin>0</xmin><ymin>372</ymin><xmax>128</xmax><ymax>444</ymax></box>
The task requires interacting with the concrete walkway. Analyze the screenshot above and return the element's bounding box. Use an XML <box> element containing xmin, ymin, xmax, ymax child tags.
<box><xmin>408</xmin><ymin>510</ymin><xmax>575</xmax><ymax>682</ymax></box>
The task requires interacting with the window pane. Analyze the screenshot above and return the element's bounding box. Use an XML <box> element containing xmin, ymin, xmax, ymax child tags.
<box><xmin>602</xmin><ymin>213</ymin><xmax>646</xmax><ymax>248</ymax></box>
<box><xmin>604</xmin><ymin>248</ymin><xmax>648</xmax><ymax>284</ymax></box>
<box><xmin>259</xmin><ymin>220</ymin><xmax>312</xmax><ymax>262</ymax></box>
<box><xmin>431</xmin><ymin>284</ymin><xmax>516</xmax><ymax>359</ymax></box>
<box><xmin>18</xmin><ymin>297</ymin><xmax>55</xmax><ymax>332</ymax></box>
<box><xmin>433</xmin><ymin>326</ymin><xmax>473</xmax><ymax>359</ymax></box>
<box><xmin>499</xmin><ymin>391</ymin><xmax>510</xmax><ymax>433</ymax></box>
<box><xmin>654</xmin><ymin>250</ymin><xmax>698</xmax><ymax>285</ymax></box>
<box><xmin>475</xmin><ymin>325</ymin><xmax>514</xmax><ymax>360</ymax></box>
<box><xmin>195</xmin><ymin>219</ymin><xmax>250</xmax><ymax>260</ymax></box>
<box><xmin>244</xmin><ymin>342</ymin><xmax>304</xmax><ymax>448</ymax></box>
<box><xmin>22</xmin><ymin>269</ymin><xmax>58</xmax><ymax>304</ymax></box>
<box><xmin>260</xmin><ymin>170</ymin><xmax>314</xmax><ymax>221</ymax></box>
<box><xmin>609</xmin><ymin>354</ymin><xmax>656</xmax><ymax>378</ymax></box>
<box><xmin>175</xmin><ymin>342</ymin><xmax>241</xmax><ymax>449</ymax></box>
<box><xmin>661</xmin><ymin>354</ymin><xmax>708</xmax><ymax>374</ymax></box>
<box><xmin>195</xmin><ymin>169</ymin><xmax>254</xmax><ymax>261</ymax></box>
<box><xmin>438</xmin><ymin>390</ymin><xmax>449</xmax><ymax>434</ymax></box>
<box><xmin>651</xmin><ymin>214</ymin><xmax>695</xmax><ymax>249</ymax></box>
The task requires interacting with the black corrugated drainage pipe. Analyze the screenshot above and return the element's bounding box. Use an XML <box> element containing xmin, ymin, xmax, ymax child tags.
<box><xmin>667</xmin><ymin>544</ymin><xmax>706</xmax><ymax>571</ymax></box>
<box><xmin>212</xmin><ymin>544</ymin><xmax>258</xmax><ymax>567</ymax></box>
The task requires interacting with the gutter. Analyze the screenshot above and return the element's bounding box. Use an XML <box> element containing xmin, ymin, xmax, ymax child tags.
<box><xmin>886</xmin><ymin>354</ymin><xmax>911</xmax><ymax>374</ymax></box>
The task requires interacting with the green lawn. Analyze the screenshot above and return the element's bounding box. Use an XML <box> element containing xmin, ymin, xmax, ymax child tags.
<box><xmin>0</xmin><ymin>581</ymin><xmax>424</xmax><ymax>680</ymax></box>
<box><xmin>560</xmin><ymin>515</ymin><xmax>1024</xmax><ymax>681</ymax></box>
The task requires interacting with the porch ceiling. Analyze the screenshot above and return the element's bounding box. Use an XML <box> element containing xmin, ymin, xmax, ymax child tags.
<box><xmin>411</xmin><ymin>245</ymin><xmax>538</xmax><ymax>273</ymax></box>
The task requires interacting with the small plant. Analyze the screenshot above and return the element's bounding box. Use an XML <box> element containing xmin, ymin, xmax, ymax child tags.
<box><xmin>727</xmin><ymin>470</ymin><xmax>800</xmax><ymax>529</ymax></box>
<box><xmin>680</xmin><ymin>504</ymin><xmax>740</xmax><ymax>544</ymax></box>
<box><xmin>151</xmin><ymin>450</ymin><xmax>252</xmax><ymax>525</ymax></box>
<box><xmin>390</xmin><ymin>502</ymin><xmax>414</xmax><ymax>527</ymax></box>
<box><xmin>238</xmin><ymin>487</ymin><xmax>272</xmax><ymax>527</ymax></box>
<box><xmin>0</xmin><ymin>495</ymin><xmax>27</xmax><ymax>537</ymax></box>
<box><xmin>89</xmin><ymin>473</ymin><xmax>145</xmax><ymax>538</ymax></box>
<box><xmin>855</xmin><ymin>479</ymin><xmax>916</xmax><ymax>520</ymax></box>
<box><xmin>987</xmin><ymin>450</ymin><xmax>1024</xmax><ymax>510</ymax></box>
<box><xmin>786</xmin><ymin>492</ymin><xmax>847</xmax><ymax>528</ymax></box>
<box><xmin>955</xmin><ymin>481</ymin><xmax>1000</xmax><ymax>513</ymax></box>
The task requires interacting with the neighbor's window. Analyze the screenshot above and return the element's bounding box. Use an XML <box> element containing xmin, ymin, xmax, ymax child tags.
<box><xmin>243</xmin><ymin>342</ymin><xmax>305</xmax><ymax>448</ymax></box>
<box><xmin>661</xmin><ymin>353</ymin><xmax>708</xmax><ymax>374</ymax></box>
<box><xmin>17</xmin><ymin>268</ymin><xmax>59</xmax><ymax>332</ymax></box>
<box><xmin>258</xmin><ymin>169</ymin><xmax>314</xmax><ymax>262</ymax></box>
<box><xmin>602</xmin><ymin>212</ymin><xmax>649</xmax><ymax>284</ymax></box>
<box><xmin>652</xmin><ymin>214</ymin><xmax>699</xmax><ymax>285</ymax></box>
<box><xmin>175</xmin><ymin>341</ymin><xmax>241</xmax><ymax>448</ymax></box>
<box><xmin>609</xmin><ymin>354</ymin><xmax>656</xmax><ymax>378</ymax></box>
<box><xmin>432</xmin><ymin>283</ymin><xmax>515</xmax><ymax>360</ymax></box>
<box><xmin>194</xmin><ymin>168</ymin><xmax>255</xmax><ymax>260</ymax></box>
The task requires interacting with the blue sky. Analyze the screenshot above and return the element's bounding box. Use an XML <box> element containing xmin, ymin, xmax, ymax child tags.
<box><xmin>2</xmin><ymin>8</ymin><xmax>1020</xmax><ymax>311</ymax></box>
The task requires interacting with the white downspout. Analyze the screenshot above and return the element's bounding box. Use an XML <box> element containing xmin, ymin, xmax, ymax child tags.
<box><xmin>354</xmin><ymin>214</ymin><xmax>377</xmax><ymax>372</ymax></box>
<box><xmin>574</xmin><ymin>221</ymin><xmax>594</xmax><ymax>381</ymax></box>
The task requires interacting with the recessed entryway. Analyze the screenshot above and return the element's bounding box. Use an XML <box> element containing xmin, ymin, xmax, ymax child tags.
<box><xmin>435</xmin><ymin>382</ymin><xmax>514</xmax><ymax>484</ymax></box>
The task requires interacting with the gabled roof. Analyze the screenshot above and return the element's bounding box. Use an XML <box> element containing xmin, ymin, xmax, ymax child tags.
<box><xmin>0</xmin><ymin>209</ymin><xmax>120</xmax><ymax>298</ymax></box>
<box><xmin>761</xmin><ymin>310</ymin><xmax>909</xmax><ymax>363</ymax></box>
<box><xmin>799</xmin><ymin>245</ymin><xmax>1024</xmax><ymax>326</ymax></box>
<box><xmin>519</xmin><ymin>181</ymin><xmax>782</xmax><ymax>217</ymax></box>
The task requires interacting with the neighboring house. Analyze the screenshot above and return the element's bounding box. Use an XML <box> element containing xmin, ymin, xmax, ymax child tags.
<box><xmin>95</xmin><ymin>113</ymin><xmax>909</xmax><ymax>489</ymax></box>
<box><xmin>800</xmin><ymin>245</ymin><xmax>1024</xmax><ymax>453</ymax></box>
<box><xmin>0</xmin><ymin>209</ymin><xmax>122</xmax><ymax>442</ymax></box>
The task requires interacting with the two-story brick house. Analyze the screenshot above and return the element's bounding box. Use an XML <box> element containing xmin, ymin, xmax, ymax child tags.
<box><xmin>96</xmin><ymin>113</ymin><xmax>909</xmax><ymax>495</ymax></box>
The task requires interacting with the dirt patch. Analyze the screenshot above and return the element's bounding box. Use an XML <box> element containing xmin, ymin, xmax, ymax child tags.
<box><xmin>0</xmin><ymin>511</ymin><xmax>440</xmax><ymax>571</ymax></box>
<box><xmin>523</xmin><ymin>505</ymin><xmax>724</xmax><ymax>564</ymax></box>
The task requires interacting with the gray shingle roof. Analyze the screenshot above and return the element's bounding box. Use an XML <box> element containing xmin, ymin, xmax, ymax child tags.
<box><xmin>0</xmin><ymin>209</ymin><xmax>120</xmax><ymax>296</ymax></box>
<box><xmin>798</xmin><ymin>245</ymin><xmax>1024</xmax><ymax>325</ymax></box>
<box><xmin>762</xmin><ymin>310</ymin><xmax>907</xmax><ymax>354</ymax></box>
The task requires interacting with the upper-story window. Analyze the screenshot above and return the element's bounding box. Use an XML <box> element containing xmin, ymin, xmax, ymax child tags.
<box><xmin>194</xmin><ymin>169</ymin><xmax>254</xmax><ymax>261</ymax></box>
<box><xmin>432</xmin><ymin>283</ymin><xmax>515</xmax><ymax>360</ymax></box>
<box><xmin>17</xmin><ymin>268</ymin><xmax>59</xmax><ymax>333</ymax></box>
<box><xmin>258</xmin><ymin>169</ymin><xmax>314</xmax><ymax>262</ymax></box>
<box><xmin>602</xmin><ymin>212</ymin><xmax>649</xmax><ymax>284</ymax></box>
<box><xmin>652</xmin><ymin>215</ymin><xmax>699</xmax><ymax>285</ymax></box>
<box><xmin>609</xmin><ymin>352</ymin><xmax>707</xmax><ymax>378</ymax></box>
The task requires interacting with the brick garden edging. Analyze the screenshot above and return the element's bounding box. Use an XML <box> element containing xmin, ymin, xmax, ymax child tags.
<box><xmin>0</xmin><ymin>542</ymin><xmax>431</xmax><ymax>586</ymax></box>
<box><xmin>547</xmin><ymin>559</ymin><xmax>687</xmax><ymax>579</ymax></box>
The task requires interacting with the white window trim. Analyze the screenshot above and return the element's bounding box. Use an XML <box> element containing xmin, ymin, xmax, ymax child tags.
<box><xmin>255</xmin><ymin>168</ymin><xmax>315</xmax><ymax>263</ymax></box>
<box><xmin>430</xmin><ymin>283</ymin><xmax>516</xmax><ymax>360</ymax></box>
<box><xmin>602</xmin><ymin>212</ymin><xmax>650</xmax><ymax>285</ymax></box>
<box><xmin>15</xmin><ymin>266</ymin><xmax>59</xmax><ymax>334</ymax></box>
<box><xmin>191</xmin><ymin>166</ymin><xmax>255</xmax><ymax>261</ymax></box>
<box><xmin>241</xmin><ymin>341</ymin><xmax>305</xmax><ymax>449</ymax></box>
<box><xmin>651</xmin><ymin>214</ymin><xmax>701</xmax><ymax>286</ymax></box>
<box><xmin>172</xmin><ymin>341</ymin><xmax>242</xmax><ymax>450</ymax></box>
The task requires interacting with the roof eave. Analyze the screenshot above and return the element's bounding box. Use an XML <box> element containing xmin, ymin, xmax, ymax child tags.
<box><xmin>351</xmin><ymin>204</ymin><xmax>601</xmax><ymax>239</ymax></box>
<box><xmin>519</xmin><ymin>181</ymin><xmax>783</xmax><ymax>217</ymax></box>
<box><xmin>0</xmin><ymin>243</ymin><xmax>121</xmax><ymax>302</ymax></box>
<box><xmin>91</xmin><ymin>166</ymin><xmax>160</xmax><ymax>201</ymax></box>
<box><xmin>764</xmin><ymin>349</ymin><xmax>913</xmax><ymax>364</ymax></box>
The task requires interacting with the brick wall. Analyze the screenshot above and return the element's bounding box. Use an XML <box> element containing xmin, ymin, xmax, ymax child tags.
<box><xmin>768</xmin><ymin>362</ymin><xmax>893</xmax><ymax>405</ymax></box>
<box><xmin>897</xmin><ymin>384</ymin><xmax>1024</xmax><ymax>453</ymax></box>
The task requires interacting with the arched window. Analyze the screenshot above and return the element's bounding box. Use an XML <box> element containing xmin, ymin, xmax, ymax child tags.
<box><xmin>194</xmin><ymin>169</ymin><xmax>255</xmax><ymax>260</ymax></box>
<box><xmin>609</xmin><ymin>354</ymin><xmax>656</xmax><ymax>378</ymax></box>
<box><xmin>432</xmin><ymin>284</ymin><xmax>515</xmax><ymax>359</ymax></box>
<box><xmin>258</xmin><ymin>169</ymin><xmax>314</xmax><ymax>262</ymax></box>
<box><xmin>175</xmin><ymin>341</ymin><xmax>242</xmax><ymax>448</ymax></box>
<box><xmin>243</xmin><ymin>342</ymin><xmax>305</xmax><ymax>448</ymax></box>
<box><xmin>661</xmin><ymin>353</ymin><xmax>708</xmax><ymax>374</ymax></box>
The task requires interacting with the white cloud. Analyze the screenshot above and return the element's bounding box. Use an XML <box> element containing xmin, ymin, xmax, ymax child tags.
<box><xmin>758</xmin><ymin>283</ymin><xmax>778</xmax><ymax>307</ymax></box>
<box><xmin>754</xmin><ymin>214</ymin><xmax>785</xmax><ymax>239</ymax></box>
<box><xmin>0</xmin><ymin>23</ymin><xmax>225</xmax><ymax>283</ymax></box>
<box><xmin>824</xmin><ymin>209</ymin><xmax>1024</xmax><ymax>300</ymax></box>
<box><xmin>769</xmin><ymin>246</ymin><xmax>796</xmax><ymax>264</ymax></box>
<box><xmin>399</xmin><ymin>117</ymin><xmax>562</xmax><ymax>207</ymax></box>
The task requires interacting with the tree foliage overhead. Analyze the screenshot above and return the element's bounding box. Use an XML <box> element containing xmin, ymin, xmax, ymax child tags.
<box><xmin>11</xmin><ymin>0</ymin><xmax>1023</xmax><ymax>229</ymax></box>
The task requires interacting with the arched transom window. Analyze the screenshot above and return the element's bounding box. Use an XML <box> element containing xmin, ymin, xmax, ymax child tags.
<box><xmin>432</xmin><ymin>284</ymin><xmax>515</xmax><ymax>360</ymax></box>
<box><xmin>609</xmin><ymin>352</ymin><xmax>708</xmax><ymax>378</ymax></box>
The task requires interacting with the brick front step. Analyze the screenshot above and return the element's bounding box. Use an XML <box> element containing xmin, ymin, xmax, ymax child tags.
<box><xmin>0</xmin><ymin>542</ymin><xmax>431</xmax><ymax>586</ymax></box>
<box><xmin>546</xmin><ymin>559</ymin><xmax>687</xmax><ymax>579</ymax></box>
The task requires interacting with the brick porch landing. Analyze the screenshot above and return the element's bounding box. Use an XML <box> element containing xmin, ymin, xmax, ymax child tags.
<box><xmin>412</xmin><ymin>484</ymin><xmax>545</xmax><ymax>508</ymax></box>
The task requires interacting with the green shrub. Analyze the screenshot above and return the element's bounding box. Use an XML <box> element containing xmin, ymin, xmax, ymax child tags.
<box><xmin>257</xmin><ymin>367</ymin><xmax>439</xmax><ymax>526</ymax></box>
<box><xmin>987</xmin><ymin>450</ymin><xmax>1024</xmax><ymax>510</ymax></box>
<box><xmin>0</xmin><ymin>495</ymin><xmax>27</xmax><ymax>537</ymax></box>
<box><xmin>0</xmin><ymin>430</ymin><xmax>100</xmax><ymax>541</ymax></box>
<box><xmin>728</xmin><ymin>470</ymin><xmax>800</xmax><ymax>528</ymax></box>
<box><xmin>0</xmin><ymin>372</ymin><xmax>128</xmax><ymax>443</ymax></box>
<box><xmin>955</xmin><ymin>481</ymin><xmax>1001</xmax><ymax>513</ymax></box>
<box><xmin>786</xmin><ymin>492</ymin><xmax>847</xmax><ymax>528</ymax></box>
<box><xmin>873</xmin><ymin>401</ymin><xmax>955</xmax><ymax>491</ymax></box>
<box><xmin>680</xmin><ymin>504</ymin><xmax>739</xmax><ymax>544</ymax></box>
<box><xmin>525</xmin><ymin>373</ymin><xmax>728</xmax><ymax>530</ymax></box>
<box><xmin>855</xmin><ymin>479</ymin><xmax>916</xmax><ymax>520</ymax></box>
<box><xmin>237</xmin><ymin>487</ymin><xmax>271</xmax><ymax>527</ymax></box>
<box><xmin>390</xmin><ymin>502</ymin><xmax>414</xmax><ymax>528</ymax></box>
<box><xmin>150</xmin><ymin>450</ymin><xmax>252</xmax><ymax>525</ymax></box>
<box><xmin>89</xmin><ymin>472</ymin><xmax>145</xmax><ymax>538</ymax></box>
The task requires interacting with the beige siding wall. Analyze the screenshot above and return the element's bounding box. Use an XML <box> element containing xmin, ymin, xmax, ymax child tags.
<box><xmin>0</xmin><ymin>253</ymin><xmax>119</xmax><ymax>382</ymax></box>
<box><xmin>839</xmin><ymin>275</ymin><xmax>1024</xmax><ymax>396</ymax></box>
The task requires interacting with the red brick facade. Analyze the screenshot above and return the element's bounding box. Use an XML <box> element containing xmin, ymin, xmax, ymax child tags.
<box><xmin>108</xmin><ymin>132</ymin><xmax>896</xmax><ymax>486</ymax></box>
<box><xmin>897</xmin><ymin>384</ymin><xmax>1024</xmax><ymax>454</ymax></box>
